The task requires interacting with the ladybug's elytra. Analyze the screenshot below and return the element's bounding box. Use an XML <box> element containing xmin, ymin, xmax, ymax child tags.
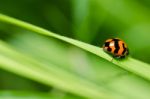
<box><xmin>103</xmin><ymin>38</ymin><xmax>129</xmax><ymax>59</ymax></box>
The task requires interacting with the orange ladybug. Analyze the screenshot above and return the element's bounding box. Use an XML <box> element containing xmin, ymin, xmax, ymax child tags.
<box><xmin>103</xmin><ymin>38</ymin><xmax>129</xmax><ymax>59</ymax></box>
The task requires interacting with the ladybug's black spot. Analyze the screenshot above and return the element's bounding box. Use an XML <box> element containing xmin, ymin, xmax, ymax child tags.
<box><xmin>113</xmin><ymin>38</ymin><xmax>120</xmax><ymax>41</ymax></box>
<box><xmin>114</xmin><ymin>40</ymin><xmax>119</xmax><ymax>54</ymax></box>
<box><xmin>105</xmin><ymin>42</ymin><xmax>110</xmax><ymax>47</ymax></box>
<box><xmin>122</xmin><ymin>43</ymin><xmax>126</xmax><ymax>55</ymax></box>
<box><xmin>107</xmin><ymin>47</ymin><xmax>112</xmax><ymax>52</ymax></box>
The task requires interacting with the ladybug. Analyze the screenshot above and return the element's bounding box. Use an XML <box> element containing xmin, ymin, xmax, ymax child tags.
<box><xmin>103</xmin><ymin>38</ymin><xmax>129</xmax><ymax>59</ymax></box>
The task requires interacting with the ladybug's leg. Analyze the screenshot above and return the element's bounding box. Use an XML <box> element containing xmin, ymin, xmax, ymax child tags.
<box><xmin>120</xmin><ymin>55</ymin><xmax>125</xmax><ymax>59</ymax></box>
<box><xmin>114</xmin><ymin>55</ymin><xmax>120</xmax><ymax>59</ymax></box>
<box><xmin>113</xmin><ymin>55</ymin><xmax>123</xmax><ymax>60</ymax></box>
<box><xmin>110</xmin><ymin>55</ymin><xmax>118</xmax><ymax>62</ymax></box>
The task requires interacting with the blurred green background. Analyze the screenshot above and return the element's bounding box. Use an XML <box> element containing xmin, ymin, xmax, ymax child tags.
<box><xmin>0</xmin><ymin>0</ymin><xmax>150</xmax><ymax>98</ymax></box>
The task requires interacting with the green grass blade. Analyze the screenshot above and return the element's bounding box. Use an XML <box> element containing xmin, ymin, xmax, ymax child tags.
<box><xmin>0</xmin><ymin>91</ymin><xmax>80</xmax><ymax>99</ymax></box>
<box><xmin>10</xmin><ymin>33</ymin><xmax>150</xmax><ymax>99</ymax></box>
<box><xmin>0</xmin><ymin>40</ymin><xmax>122</xmax><ymax>99</ymax></box>
<box><xmin>0</xmin><ymin>13</ymin><xmax>150</xmax><ymax>84</ymax></box>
